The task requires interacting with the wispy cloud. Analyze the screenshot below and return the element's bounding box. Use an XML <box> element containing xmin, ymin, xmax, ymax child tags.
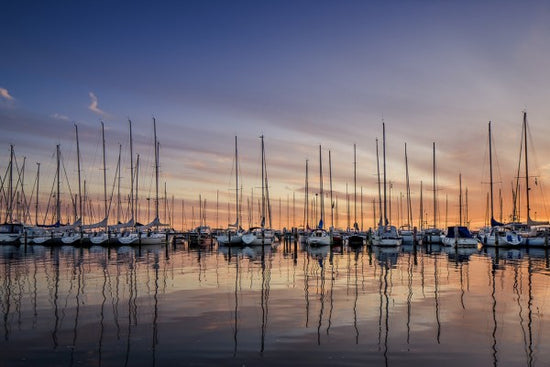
<box><xmin>50</xmin><ymin>112</ymin><xmax>70</xmax><ymax>121</ymax></box>
<box><xmin>88</xmin><ymin>91</ymin><xmax>109</xmax><ymax>116</ymax></box>
<box><xmin>0</xmin><ymin>87</ymin><xmax>16</xmax><ymax>108</ymax></box>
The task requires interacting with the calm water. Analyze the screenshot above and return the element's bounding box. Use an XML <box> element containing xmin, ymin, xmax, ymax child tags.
<box><xmin>1</xmin><ymin>241</ymin><xmax>550</xmax><ymax>366</ymax></box>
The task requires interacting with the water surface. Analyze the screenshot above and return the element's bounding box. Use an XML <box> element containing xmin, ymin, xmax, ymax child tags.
<box><xmin>1</xmin><ymin>242</ymin><xmax>549</xmax><ymax>366</ymax></box>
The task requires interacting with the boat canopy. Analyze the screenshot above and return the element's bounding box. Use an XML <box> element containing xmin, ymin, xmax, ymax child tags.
<box><xmin>527</xmin><ymin>216</ymin><xmax>549</xmax><ymax>226</ymax></box>
<box><xmin>81</xmin><ymin>217</ymin><xmax>108</xmax><ymax>230</ymax></box>
<box><xmin>108</xmin><ymin>218</ymin><xmax>135</xmax><ymax>231</ymax></box>
<box><xmin>491</xmin><ymin>217</ymin><xmax>504</xmax><ymax>227</ymax></box>
<box><xmin>446</xmin><ymin>226</ymin><xmax>473</xmax><ymax>238</ymax></box>
<box><xmin>139</xmin><ymin>216</ymin><xmax>169</xmax><ymax>229</ymax></box>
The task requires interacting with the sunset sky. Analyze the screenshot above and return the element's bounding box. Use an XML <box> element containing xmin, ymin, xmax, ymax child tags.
<box><xmin>2</xmin><ymin>1</ymin><xmax>550</xmax><ymax>230</ymax></box>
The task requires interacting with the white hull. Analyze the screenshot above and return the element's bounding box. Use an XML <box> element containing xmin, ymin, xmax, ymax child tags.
<box><xmin>0</xmin><ymin>233</ymin><xmax>21</xmax><ymax>243</ymax></box>
<box><xmin>306</xmin><ymin>236</ymin><xmax>332</xmax><ymax>246</ymax></box>
<box><xmin>33</xmin><ymin>236</ymin><xmax>53</xmax><ymax>244</ymax></box>
<box><xmin>400</xmin><ymin>231</ymin><xmax>415</xmax><ymax>244</ymax></box>
<box><xmin>61</xmin><ymin>233</ymin><xmax>85</xmax><ymax>244</ymax></box>
<box><xmin>118</xmin><ymin>232</ymin><xmax>167</xmax><ymax>245</ymax></box>
<box><xmin>520</xmin><ymin>236</ymin><xmax>547</xmax><ymax>246</ymax></box>
<box><xmin>480</xmin><ymin>234</ymin><xmax>522</xmax><ymax>246</ymax></box>
<box><xmin>216</xmin><ymin>234</ymin><xmax>243</xmax><ymax>245</ymax></box>
<box><xmin>372</xmin><ymin>225</ymin><xmax>402</xmax><ymax>247</ymax></box>
<box><xmin>241</xmin><ymin>233</ymin><xmax>273</xmax><ymax>245</ymax></box>
<box><xmin>372</xmin><ymin>237</ymin><xmax>403</xmax><ymax>246</ymax></box>
<box><xmin>90</xmin><ymin>233</ymin><xmax>110</xmax><ymax>245</ymax></box>
<box><xmin>423</xmin><ymin>234</ymin><xmax>442</xmax><ymax>244</ymax></box>
<box><xmin>441</xmin><ymin>237</ymin><xmax>479</xmax><ymax>247</ymax></box>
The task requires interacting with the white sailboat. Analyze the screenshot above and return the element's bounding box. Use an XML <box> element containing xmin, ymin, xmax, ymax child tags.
<box><xmin>372</xmin><ymin>123</ymin><xmax>402</xmax><ymax>247</ymax></box>
<box><xmin>513</xmin><ymin>112</ymin><xmax>549</xmax><ymax>245</ymax></box>
<box><xmin>90</xmin><ymin>122</ymin><xmax>111</xmax><ymax>245</ymax></box>
<box><xmin>1</xmin><ymin>145</ymin><xmax>24</xmax><ymax>243</ymax></box>
<box><xmin>442</xmin><ymin>226</ymin><xmax>479</xmax><ymax>247</ymax></box>
<box><xmin>347</xmin><ymin>144</ymin><xmax>365</xmax><ymax>247</ymax></box>
<box><xmin>61</xmin><ymin>124</ymin><xmax>86</xmax><ymax>245</ymax></box>
<box><xmin>399</xmin><ymin>142</ymin><xmax>416</xmax><ymax>244</ymax></box>
<box><xmin>306</xmin><ymin>145</ymin><xmax>332</xmax><ymax>247</ymax></box>
<box><xmin>118</xmin><ymin>118</ymin><xmax>170</xmax><ymax>245</ymax></box>
<box><xmin>217</xmin><ymin>136</ymin><xmax>243</xmax><ymax>246</ymax></box>
<box><xmin>478</xmin><ymin>121</ymin><xmax>521</xmax><ymax>246</ymax></box>
<box><xmin>242</xmin><ymin>135</ymin><xmax>273</xmax><ymax>246</ymax></box>
<box><xmin>423</xmin><ymin>142</ymin><xmax>442</xmax><ymax>244</ymax></box>
<box><xmin>442</xmin><ymin>173</ymin><xmax>478</xmax><ymax>247</ymax></box>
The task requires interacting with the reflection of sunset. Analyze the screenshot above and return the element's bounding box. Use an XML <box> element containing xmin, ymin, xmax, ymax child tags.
<box><xmin>2</xmin><ymin>244</ymin><xmax>550</xmax><ymax>365</ymax></box>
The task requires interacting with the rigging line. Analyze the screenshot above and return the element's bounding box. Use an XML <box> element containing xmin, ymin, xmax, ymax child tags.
<box><xmin>42</xmin><ymin>167</ymin><xmax>57</xmax><ymax>225</ymax></box>
<box><xmin>23</xmin><ymin>168</ymin><xmax>38</xmax><ymax>224</ymax></box>
<box><xmin>60</xmin><ymin>151</ymin><xmax>76</xmax><ymax>216</ymax></box>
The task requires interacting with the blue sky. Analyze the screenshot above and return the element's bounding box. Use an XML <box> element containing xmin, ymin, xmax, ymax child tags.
<box><xmin>2</xmin><ymin>1</ymin><xmax>550</xmax><ymax>228</ymax></box>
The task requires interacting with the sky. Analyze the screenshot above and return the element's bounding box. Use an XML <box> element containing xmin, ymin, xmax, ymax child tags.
<box><xmin>2</xmin><ymin>0</ymin><xmax>550</xmax><ymax>230</ymax></box>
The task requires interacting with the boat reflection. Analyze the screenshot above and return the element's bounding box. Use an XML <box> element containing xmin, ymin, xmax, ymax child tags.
<box><xmin>1</xmin><ymin>241</ymin><xmax>549</xmax><ymax>366</ymax></box>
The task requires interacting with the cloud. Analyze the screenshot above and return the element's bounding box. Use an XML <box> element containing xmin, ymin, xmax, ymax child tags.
<box><xmin>0</xmin><ymin>87</ymin><xmax>15</xmax><ymax>101</ymax></box>
<box><xmin>50</xmin><ymin>112</ymin><xmax>70</xmax><ymax>121</ymax></box>
<box><xmin>88</xmin><ymin>91</ymin><xmax>109</xmax><ymax>116</ymax></box>
<box><xmin>0</xmin><ymin>87</ymin><xmax>15</xmax><ymax>107</ymax></box>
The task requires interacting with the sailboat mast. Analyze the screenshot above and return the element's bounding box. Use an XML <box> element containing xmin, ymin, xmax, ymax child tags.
<box><xmin>235</xmin><ymin>136</ymin><xmax>239</xmax><ymax>227</ymax></box>
<box><xmin>405</xmin><ymin>143</ymin><xmax>412</xmax><ymax>229</ymax></box>
<box><xmin>7</xmin><ymin>145</ymin><xmax>13</xmax><ymax>223</ymax></box>
<box><xmin>319</xmin><ymin>145</ymin><xmax>324</xmax><ymax>227</ymax></box>
<box><xmin>353</xmin><ymin>143</ymin><xmax>357</xmax><ymax>228</ymax></box>
<box><xmin>136</xmin><ymin>154</ymin><xmax>140</xmax><ymax>223</ymax></box>
<box><xmin>260</xmin><ymin>135</ymin><xmax>265</xmax><ymax>228</ymax></box>
<box><xmin>129</xmin><ymin>119</ymin><xmax>134</xmax><ymax>222</ymax></box>
<box><xmin>116</xmin><ymin>144</ymin><xmax>121</xmax><ymax>224</ymax></box>
<box><xmin>459</xmin><ymin>173</ymin><xmax>462</xmax><ymax>226</ymax></box>
<box><xmin>305</xmin><ymin>159</ymin><xmax>309</xmax><ymax>229</ymax></box>
<box><xmin>376</xmin><ymin>138</ymin><xmax>382</xmax><ymax>226</ymax></box>
<box><xmin>153</xmin><ymin>118</ymin><xmax>160</xmax><ymax>222</ymax></box>
<box><xmin>489</xmin><ymin>121</ymin><xmax>494</xmax><ymax>222</ymax></box>
<box><xmin>329</xmin><ymin>150</ymin><xmax>334</xmax><ymax>228</ymax></box>
<box><xmin>56</xmin><ymin>144</ymin><xmax>61</xmax><ymax>224</ymax></box>
<box><xmin>101</xmin><ymin>122</ymin><xmax>108</xmax><ymax>232</ymax></box>
<box><xmin>75</xmin><ymin>124</ymin><xmax>82</xmax><ymax>222</ymax></box>
<box><xmin>432</xmin><ymin>142</ymin><xmax>437</xmax><ymax>229</ymax></box>
<box><xmin>523</xmin><ymin>112</ymin><xmax>531</xmax><ymax>223</ymax></box>
<box><xmin>199</xmin><ymin>194</ymin><xmax>202</xmax><ymax>227</ymax></box>
<box><xmin>382</xmin><ymin>123</ymin><xmax>387</xmax><ymax>225</ymax></box>
<box><xmin>419</xmin><ymin>181</ymin><xmax>423</xmax><ymax>230</ymax></box>
<box><xmin>35</xmin><ymin>162</ymin><xmax>40</xmax><ymax>225</ymax></box>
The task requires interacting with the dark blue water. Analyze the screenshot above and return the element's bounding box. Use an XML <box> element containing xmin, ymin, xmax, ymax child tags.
<box><xmin>1</xmin><ymin>242</ymin><xmax>549</xmax><ymax>366</ymax></box>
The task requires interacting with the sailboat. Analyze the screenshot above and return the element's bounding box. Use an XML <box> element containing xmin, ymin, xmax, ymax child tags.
<box><xmin>0</xmin><ymin>145</ymin><xmax>25</xmax><ymax>243</ymax></box>
<box><xmin>119</xmin><ymin>118</ymin><xmax>170</xmax><ymax>245</ymax></box>
<box><xmin>306</xmin><ymin>145</ymin><xmax>332</xmax><ymax>246</ymax></box>
<box><xmin>371</xmin><ymin>123</ymin><xmax>402</xmax><ymax>247</ymax></box>
<box><xmin>297</xmin><ymin>159</ymin><xmax>310</xmax><ymax>244</ymax></box>
<box><xmin>61</xmin><ymin>124</ymin><xmax>86</xmax><ymax>244</ymax></box>
<box><xmin>478</xmin><ymin>121</ymin><xmax>521</xmax><ymax>246</ymax></box>
<box><xmin>90</xmin><ymin>122</ymin><xmax>111</xmax><ymax>245</ymax></box>
<box><xmin>242</xmin><ymin>136</ymin><xmax>274</xmax><ymax>246</ymax></box>
<box><xmin>423</xmin><ymin>143</ymin><xmax>442</xmax><ymax>244</ymax></box>
<box><xmin>442</xmin><ymin>173</ymin><xmax>478</xmax><ymax>247</ymax></box>
<box><xmin>347</xmin><ymin>144</ymin><xmax>365</xmax><ymax>247</ymax></box>
<box><xmin>399</xmin><ymin>143</ymin><xmax>415</xmax><ymax>244</ymax></box>
<box><xmin>217</xmin><ymin>137</ymin><xmax>244</xmax><ymax>246</ymax></box>
<box><xmin>510</xmin><ymin>112</ymin><xmax>549</xmax><ymax>245</ymax></box>
<box><xmin>28</xmin><ymin>144</ymin><xmax>81</xmax><ymax>245</ymax></box>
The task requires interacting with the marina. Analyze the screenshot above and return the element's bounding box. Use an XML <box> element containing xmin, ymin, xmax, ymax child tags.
<box><xmin>3</xmin><ymin>1</ymin><xmax>550</xmax><ymax>365</ymax></box>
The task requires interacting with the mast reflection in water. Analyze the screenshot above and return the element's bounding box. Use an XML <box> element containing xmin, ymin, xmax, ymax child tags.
<box><xmin>1</xmin><ymin>242</ymin><xmax>550</xmax><ymax>366</ymax></box>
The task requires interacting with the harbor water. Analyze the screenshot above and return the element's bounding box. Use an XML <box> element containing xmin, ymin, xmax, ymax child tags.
<box><xmin>1</xmin><ymin>241</ymin><xmax>550</xmax><ymax>366</ymax></box>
